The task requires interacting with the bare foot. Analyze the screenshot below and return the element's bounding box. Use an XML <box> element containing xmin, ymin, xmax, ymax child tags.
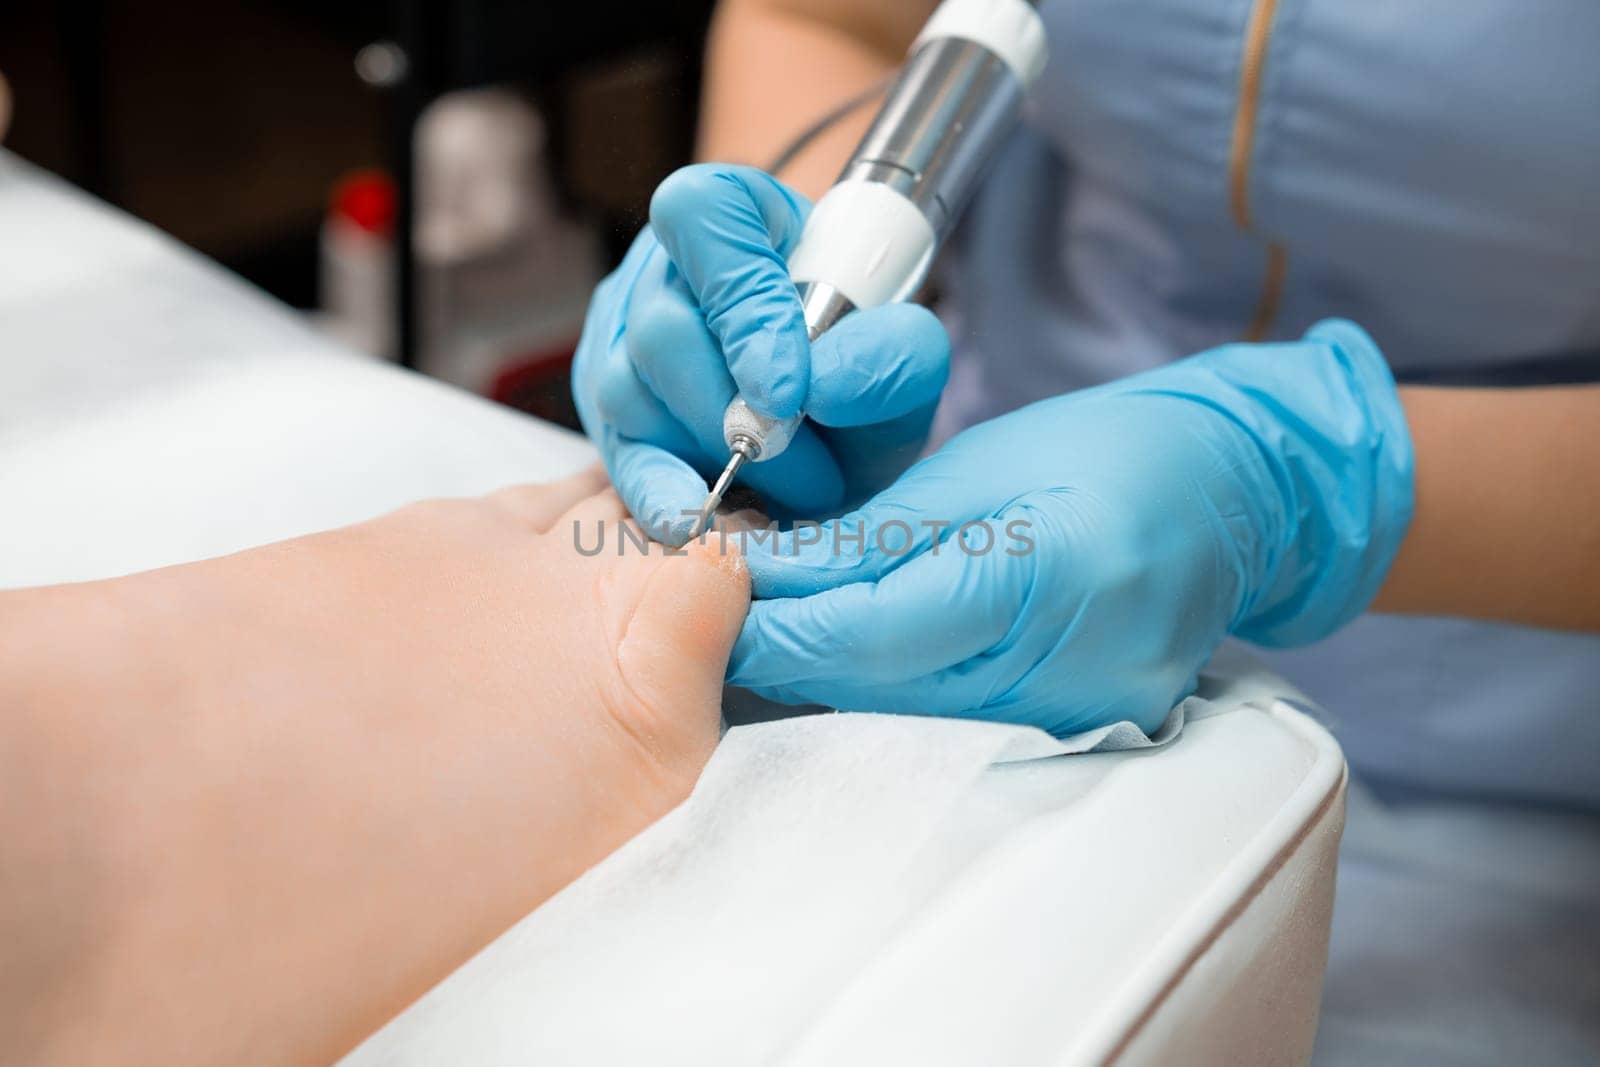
<box><xmin>1</xmin><ymin>466</ymin><xmax>750</xmax><ymax>1065</ymax></box>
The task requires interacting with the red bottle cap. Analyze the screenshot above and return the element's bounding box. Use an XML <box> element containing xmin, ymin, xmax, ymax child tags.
<box><xmin>330</xmin><ymin>169</ymin><xmax>397</xmax><ymax>236</ymax></box>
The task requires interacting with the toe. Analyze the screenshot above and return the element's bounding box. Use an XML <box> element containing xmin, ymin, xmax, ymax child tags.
<box><xmin>607</xmin><ymin>537</ymin><xmax>750</xmax><ymax>770</ymax></box>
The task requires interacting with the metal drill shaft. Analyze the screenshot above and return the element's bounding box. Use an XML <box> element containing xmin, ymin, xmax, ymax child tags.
<box><xmin>689</xmin><ymin>449</ymin><xmax>748</xmax><ymax>541</ymax></box>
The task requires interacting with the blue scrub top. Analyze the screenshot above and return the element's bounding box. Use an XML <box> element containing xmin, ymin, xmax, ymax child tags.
<box><xmin>936</xmin><ymin>0</ymin><xmax>1600</xmax><ymax>1060</ymax></box>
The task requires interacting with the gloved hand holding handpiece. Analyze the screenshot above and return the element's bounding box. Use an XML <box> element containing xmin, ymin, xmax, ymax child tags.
<box><xmin>571</xmin><ymin>165</ymin><xmax>951</xmax><ymax>544</ymax></box>
<box><xmin>574</xmin><ymin>0</ymin><xmax>1048</xmax><ymax>543</ymax></box>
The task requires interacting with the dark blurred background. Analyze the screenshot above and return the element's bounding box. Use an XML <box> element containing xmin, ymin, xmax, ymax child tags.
<box><xmin>1</xmin><ymin>0</ymin><xmax>719</xmax><ymax>422</ymax></box>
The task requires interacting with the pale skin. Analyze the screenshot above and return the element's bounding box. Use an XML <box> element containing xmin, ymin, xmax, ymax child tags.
<box><xmin>0</xmin><ymin>467</ymin><xmax>751</xmax><ymax>1065</ymax></box>
<box><xmin>702</xmin><ymin>0</ymin><xmax>1600</xmax><ymax>632</ymax></box>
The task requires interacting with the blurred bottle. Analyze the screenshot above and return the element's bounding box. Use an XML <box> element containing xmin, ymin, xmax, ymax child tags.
<box><xmin>415</xmin><ymin>88</ymin><xmax>602</xmax><ymax>421</ymax></box>
<box><xmin>320</xmin><ymin>88</ymin><xmax>603</xmax><ymax>424</ymax></box>
<box><xmin>320</xmin><ymin>169</ymin><xmax>398</xmax><ymax>360</ymax></box>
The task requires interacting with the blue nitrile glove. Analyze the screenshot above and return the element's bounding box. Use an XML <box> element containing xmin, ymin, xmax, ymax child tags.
<box><xmin>571</xmin><ymin>163</ymin><xmax>951</xmax><ymax>544</ymax></box>
<box><xmin>728</xmin><ymin>320</ymin><xmax>1414</xmax><ymax>736</ymax></box>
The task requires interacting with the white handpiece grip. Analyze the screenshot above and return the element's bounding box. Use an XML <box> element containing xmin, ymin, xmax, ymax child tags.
<box><xmin>787</xmin><ymin>182</ymin><xmax>936</xmax><ymax>310</ymax></box>
<box><xmin>914</xmin><ymin>0</ymin><xmax>1049</xmax><ymax>85</ymax></box>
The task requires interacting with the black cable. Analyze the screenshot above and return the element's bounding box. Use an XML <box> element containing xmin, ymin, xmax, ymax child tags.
<box><xmin>763</xmin><ymin>71</ymin><xmax>898</xmax><ymax>176</ymax></box>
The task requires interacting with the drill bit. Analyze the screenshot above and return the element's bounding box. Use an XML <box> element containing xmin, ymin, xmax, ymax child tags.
<box><xmin>688</xmin><ymin>449</ymin><xmax>749</xmax><ymax>541</ymax></box>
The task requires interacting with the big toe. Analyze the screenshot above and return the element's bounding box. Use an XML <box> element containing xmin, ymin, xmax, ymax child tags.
<box><xmin>610</xmin><ymin>537</ymin><xmax>750</xmax><ymax>754</ymax></box>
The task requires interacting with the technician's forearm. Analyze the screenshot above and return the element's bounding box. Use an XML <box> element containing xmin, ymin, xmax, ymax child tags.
<box><xmin>1373</xmin><ymin>384</ymin><xmax>1600</xmax><ymax>631</ymax></box>
<box><xmin>699</xmin><ymin>0</ymin><xmax>932</xmax><ymax>199</ymax></box>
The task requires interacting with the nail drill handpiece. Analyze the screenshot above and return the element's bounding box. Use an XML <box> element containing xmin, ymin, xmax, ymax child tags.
<box><xmin>692</xmin><ymin>0</ymin><xmax>1048</xmax><ymax>538</ymax></box>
